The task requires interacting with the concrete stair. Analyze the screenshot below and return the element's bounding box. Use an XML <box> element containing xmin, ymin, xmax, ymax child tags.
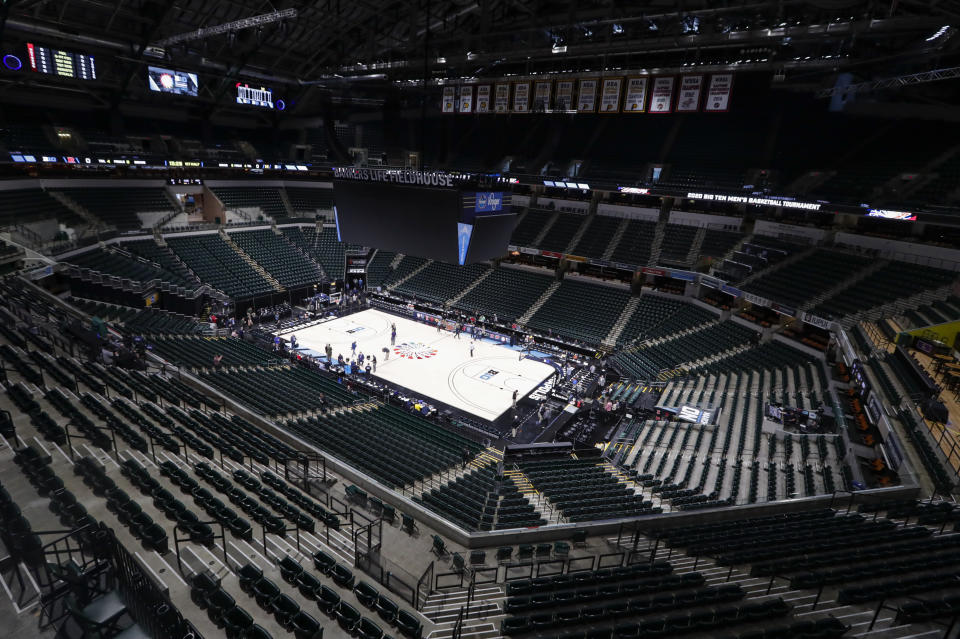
<box><xmin>685</xmin><ymin>227</ymin><xmax>707</xmax><ymax>266</ymax></box>
<box><xmin>603</xmin><ymin>296</ymin><xmax>641</xmax><ymax>347</ymax></box>
<box><xmin>530</xmin><ymin>211</ymin><xmax>560</xmax><ymax>248</ymax></box>
<box><xmin>446</xmin><ymin>268</ymin><xmax>493</xmax><ymax>306</ymax></box>
<box><xmin>602</xmin><ymin>218</ymin><xmax>631</xmax><ymax>261</ymax></box>
<box><xmin>467</xmin><ymin>446</ymin><xmax>503</xmax><ymax>471</ymax></box>
<box><xmin>563</xmin><ymin>214</ymin><xmax>594</xmax><ymax>254</ymax></box>
<box><xmin>387</xmin><ymin>258</ymin><xmax>432</xmax><ymax>291</ymax></box>
<box><xmin>517</xmin><ymin>280</ymin><xmax>560</xmax><ymax>325</ymax></box>
<box><xmin>647</xmin><ymin>219</ymin><xmax>667</xmax><ymax>266</ymax></box>
<box><xmin>220</xmin><ymin>229</ymin><xmax>285</xmax><ymax>291</ymax></box>
<box><xmin>277</xmin><ymin>188</ymin><xmax>294</xmax><ymax>217</ymax></box>
<box><xmin>48</xmin><ymin>190</ymin><xmax>106</xmax><ymax>229</ymax></box>
<box><xmin>277</xmin><ymin>228</ymin><xmax>328</xmax><ymax>279</ymax></box>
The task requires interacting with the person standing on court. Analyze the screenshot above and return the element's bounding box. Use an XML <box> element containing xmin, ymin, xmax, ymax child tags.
<box><xmin>512</xmin><ymin>389</ymin><xmax>518</xmax><ymax>409</ymax></box>
<box><xmin>325</xmin><ymin>343</ymin><xmax>333</xmax><ymax>362</ymax></box>
<box><xmin>371</xmin><ymin>355</ymin><xmax>377</xmax><ymax>372</ymax></box>
<box><xmin>351</xmin><ymin>340</ymin><xmax>357</xmax><ymax>355</ymax></box>
<box><xmin>469</xmin><ymin>340</ymin><xmax>475</xmax><ymax>357</ymax></box>
<box><xmin>390</xmin><ymin>323</ymin><xmax>397</xmax><ymax>345</ymax></box>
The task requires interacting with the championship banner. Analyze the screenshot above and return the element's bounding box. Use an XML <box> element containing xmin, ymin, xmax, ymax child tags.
<box><xmin>676</xmin><ymin>75</ymin><xmax>703</xmax><ymax>112</ymax></box>
<box><xmin>534</xmin><ymin>81</ymin><xmax>552</xmax><ymax>111</ymax></box>
<box><xmin>459</xmin><ymin>85</ymin><xmax>473</xmax><ymax>113</ymax></box>
<box><xmin>476</xmin><ymin>85</ymin><xmax>491</xmax><ymax>113</ymax></box>
<box><xmin>623</xmin><ymin>77</ymin><xmax>648</xmax><ymax>112</ymax></box>
<box><xmin>649</xmin><ymin>77</ymin><xmax>674</xmax><ymax>113</ymax></box>
<box><xmin>599</xmin><ymin>78</ymin><xmax>622</xmax><ymax>113</ymax></box>
<box><xmin>441</xmin><ymin>86</ymin><xmax>456</xmax><ymax>113</ymax></box>
<box><xmin>578</xmin><ymin>79</ymin><xmax>597</xmax><ymax>112</ymax></box>
<box><xmin>705</xmin><ymin>73</ymin><xmax>733</xmax><ymax>112</ymax></box>
<box><xmin>494</xmin><ymin>83</ymin><xmax>510</xmax><ymax>113</ymax></box>
<box><xmin>555</xmin><ymin>80</ymin><xmax>574</xmax><ymax>110</ymax></box>
<box><xmin>513</xmin><ymin>82</ymin><xmax>530</xmax><ymax>113</ymax></box>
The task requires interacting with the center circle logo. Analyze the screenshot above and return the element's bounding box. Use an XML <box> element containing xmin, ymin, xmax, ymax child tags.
<box><xmin>394</xmin><ymin>342</ymin><xmax>438</xmax><ymax>360</ymax></box>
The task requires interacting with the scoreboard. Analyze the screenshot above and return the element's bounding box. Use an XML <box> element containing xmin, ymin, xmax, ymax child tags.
<box><xmin>236</xmin><ymin>83</ymin><xmax>274</xmax><ymax>108</ymax></box>
<box><xmin>26</xmin><ymin>43</ymin><xmax>96</xmax><ymax>80</ymax></box>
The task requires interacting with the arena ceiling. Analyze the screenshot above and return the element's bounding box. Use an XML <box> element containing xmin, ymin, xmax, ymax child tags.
<box><xmin>1</xmin><ymin>0</ymin><xmax>959</xmax><ymax>115</ymax></box>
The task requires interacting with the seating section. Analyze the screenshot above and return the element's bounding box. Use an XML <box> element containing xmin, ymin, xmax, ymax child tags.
<box><xmin>281</xmin><ymin>226</ymin><xmax>348</xmax><ymax>280</ymax></box>
<box><xmin>383</xmin><ymin>255</ymin><xmax>429</xmax><ymax>287</ymax></box>
<box><xmin>366</xmin><ymin>250</ymin><xmax>398</xmax><ymax>288</ymax></box>
<box><xmin>527</xmin><ymin>279</ymin><xmax>632</xmax><ymax>344</ymax></box>
<box><xmin>414</xmin><ymin>463</ymin><xmax>546</xmax><ymax>531</ymax></box>
<box><xmin>55</xmin><ymin>187</ymin><xmax>174</xmax><ymax>230</ymax></box>
<box><xmin>285</xmin><ymin>187</ymin><xmax>333</xmax><ymax>214</ymax></box>
<box><xmin>903</xmin><ymin>295</ymin><xmax>960</xmax><ymax>328</ymax></box>
<box><xmin>521</xmin><ymin>457</ymin><xmax>658</xmax><ymax>522</ymax></box>
<box><xmin>700</xmin><ymin>229</ymin><xmax>742</xmax><ymax>260</ymax></box>
<box><xmin>609</xmin><ymin>219</ymin><xmax>658</xmax><ymax>266</ymax></box>
<box><xmin>614</xmin><ymin>320</ymin><xmax>756</xmax><ymax>380</ymax></box>
<box><xmin>571</xmin><ymin>215</ymin><xmax>622</xmax><ymax>259</ymax></box>
<box><xmin>618</xmin><ymin>341</ymin><xmax>833</xmax><ymax>507</ymax></box>
<box><xmin>813</xmin><ymin>261</ymin><xmax>956</xmax><ymax>319</ymax></box>
<box><xmin>69</xmin><ymin>299</ymin><xmax>204</xmax><ymax>335</ymax></box>
<box><xmin>658</xmin><ymin>224</ymin><xmax>697</xmax><ymax>263</ymax></box>
<box><xmin>200</xmin><ymin>365</ymin><xmax>358</xmax><ymax>415</ymax></box>
<box><xmin>64</xmin><ymin>247</ymin><xmax>195</xmax><ymax>289</ymax></box>
<box><xmin>0</xmin><ymin>188</ymin><xmax>81</xmax><ymax>226</ymax></box>
<box><xmin>121</xmin><ymin>239</ymin><xmax>200</xmax><ymax>287</ymax></box>
<box><xmin>166</xmin><ymin>233</ymin><xmax>277</xmax><ymax>298</ymax></box>
<box><xmin>285</xmin><ymin>404</ymin><xmax>484</xmax><ymax>488</ymax></box>
<box><xmin>455</xmin><ymin>267</ymin><xmax>555</xmax><ymax>322</ymax></box>
<box><xmin>617</xmin><ymin>297</ymin><xmax>718</xmax><ymax>346</ymax></box>
<box><xmin>536</xmin><ymin>212</ymin><xmax>586</xmax><ymax>253</ymax></box>
<box><xmin>211</xmin><ymin>186</ymin><xmax>289</xmax><ymax>218</ymax></box>
<box><xmin>229</xmin><ymin>229</ymin><xmax>324</xmax><ymax>288</ymax></box>
<box><xmin>394</xmin><ymin>262</ymin><xmax>489</xmax><ymax>304</ymax></box>
<box><xmin>743</xmin><ymin>249</ymin><xmax>872</xmax><ymax>308</ymax></box>
<box><xmin>151</xmin><ymin>335</ymin><xmax>285</xmax><ymax>369</ymax></box>
<box><xmin>511</xmin><ymin>209</ymin><xmax>553</xmax><ymax>247</ymax></box>
<box><xmin>655</xmin><ymin>507</ymin><xmax>959</xmax><ymax>612</ymax></box>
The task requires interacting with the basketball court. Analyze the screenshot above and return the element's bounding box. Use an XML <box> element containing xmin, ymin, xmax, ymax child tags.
<box><xmin>278</xmin><ymin>309</ymin><xmax>556</xmax><ymax>421</ymax></box>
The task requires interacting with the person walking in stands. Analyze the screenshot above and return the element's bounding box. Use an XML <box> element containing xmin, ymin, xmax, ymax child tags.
<box><xmin>371</xmin><ymin>355</ymin><xmax>377</xmax><ymax>372</ymax></box>
<box><xmin>351</xmin><ymin>340</ymin><xmax>357</xmax><ymax>355</ymax></box>
<box><xmin>537</xmin><ymin>402</ymin><xmax>546</xmax><ymax>425</ymax></box>
<box><xmin>213</xmin><ymin>354</ymin><xmax>223</xmax><ymax>369</ymax></box>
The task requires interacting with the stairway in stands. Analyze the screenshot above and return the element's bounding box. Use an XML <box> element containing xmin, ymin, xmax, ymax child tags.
<box><xmin>604</xmin><ymin>296</ymin><xmax>641</xmax><ymax>347</ymax></box>
<box><xmin>602</xmin><ymin>217</ymin><xmax>631</xmax><ymax>261</ymax></box>
<box><xmin>517</xmin><ymin>280</ymin><xmax>560</xmax><ymax>325</ymax></box>
<box><xmin>219</xmin><ymin>229</ymin><xmax>284</xmax><ymax>292</ymax></box>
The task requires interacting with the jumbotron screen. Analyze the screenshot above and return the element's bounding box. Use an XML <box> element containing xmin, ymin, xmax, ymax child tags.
<box><xmin>333</xmin><ymin>172</ymin><xmax>516</xmax><ymax>264</ymax></box>
<box><xmin>148</xmin><ymin>66</ymin><xmax>198</xmax><ymax>96</ymax></box>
